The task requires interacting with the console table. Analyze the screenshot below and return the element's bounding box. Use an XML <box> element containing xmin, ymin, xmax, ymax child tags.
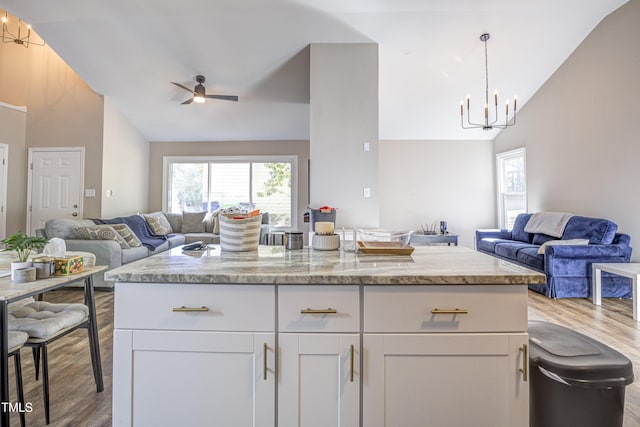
<box><xmin>0</xmin><ymin>266</ymin><xmax>107</xmax><ymax>426</ymax></box>
<box><xmin>410</xmin><ymin>233</ymin><xmax>458</xmax><ymax>246</ymax></box>
<box><xmin>592</xmin><ymin>263</ymin><xmax>639</xmax><ymax>321</ymax></box>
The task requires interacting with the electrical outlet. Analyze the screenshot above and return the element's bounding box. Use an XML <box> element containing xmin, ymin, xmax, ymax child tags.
<box><xmin>363</xmin><ymin>187</ymin><xmax>371</xmax><ymax>198</ymax></box>
<box><xmin>363</xmin><ymin>141</ymin><xmax>370</xmax><ymax>152</ymax></box>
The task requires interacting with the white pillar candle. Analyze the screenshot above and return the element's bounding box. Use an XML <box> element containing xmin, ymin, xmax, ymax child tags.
<box><xmin>315</xmin><ymin>222</ymin><xmax>334</xmax><ymax>235</ymax></box>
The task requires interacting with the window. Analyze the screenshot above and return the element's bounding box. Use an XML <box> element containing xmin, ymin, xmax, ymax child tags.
<box><xmin>163</xmin><ymin>156</ymin><xmax>297</xmax><ymax>228</ymax></box>
<box><xmin>496</xmin><ymin>148</ymin><xmax>527</xmax><ymax>229</ymax></box>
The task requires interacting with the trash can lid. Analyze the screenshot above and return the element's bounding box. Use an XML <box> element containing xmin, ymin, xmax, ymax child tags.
<box><xmin>528</xmin><ymin>321</ymin><xmax>634</xmax><ymax>388</ymax></box>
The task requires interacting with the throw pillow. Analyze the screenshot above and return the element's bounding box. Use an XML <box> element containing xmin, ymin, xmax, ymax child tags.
<box><xmin>74</xmin><ymin>225</ymin><xmax>130</xmax><ymax>249</ymax></box>
<box><xmin>110</xmin><ymin>223</ymin><xmax>143</xmax><ymax>248</ymax></box>
<box><xmin>208</xmin><ymin>209</ymin><xmax>221</xmax><ymax>235</ymax></box>
<box><xmin>182</xmin><ymin>211</ymin><xmax>207</xmax><ymax>233</ymax></box>
<box><xmin>537</xmin><ymin>238</ymin><xmax>590</xmax><ymax>255</ymax></box>
<box><xmin>204</xmin><ymin>211</ymin><xmax>215</xmax><ymax>233</ymax></box>
<box><xmin>142</xmin><ymin>212</ymin><xmax>172</xmax><ymax>235</ymax></box>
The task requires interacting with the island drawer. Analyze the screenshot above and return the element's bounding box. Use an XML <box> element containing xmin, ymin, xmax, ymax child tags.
<box><xmin>115</xmin><ymin>282</ymin><xmax>275</xmax><ymax>332</ymax></box>
<box><xmin>278</xmin><ymin>285</ymin><xmax>360</xmax><ymax>332</ymax></box>
<box><xmin>363</xmin><ymin>285</ymin><xmax>527</xmax><ymax>333</ymax></box>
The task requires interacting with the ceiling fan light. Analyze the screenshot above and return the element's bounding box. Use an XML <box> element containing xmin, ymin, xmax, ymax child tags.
<box><xmin>193</xmin><ymin>95</ymin><xmax>205</xmax><ymax>103</ymax></box>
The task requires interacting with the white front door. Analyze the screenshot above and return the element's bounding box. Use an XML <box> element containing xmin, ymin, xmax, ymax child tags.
<box><xmin>27</xmin><ymin>148</ymin><xmax>84</xmax><ymax>234</ymax></box>
<box><xmin>0</xmin><ymin>144</ymin><xmax>7</xmax><ymax>239</ymax></box>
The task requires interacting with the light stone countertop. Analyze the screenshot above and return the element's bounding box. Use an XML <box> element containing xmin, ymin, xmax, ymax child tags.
<box><xmin>105</xmin><ymin>245</ymin><xmax>546</xmax><ymax>286</ymax></box>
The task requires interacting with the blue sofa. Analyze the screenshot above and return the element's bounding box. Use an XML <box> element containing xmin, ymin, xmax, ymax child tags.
<box><xmin>476</xmin><ymin>213</ymin><xmax>632</xmax><ymax>298</ymax></box>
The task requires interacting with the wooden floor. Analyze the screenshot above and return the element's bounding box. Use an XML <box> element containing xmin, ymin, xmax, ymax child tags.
<box><xmin>6</xmin><ymin>288</ymin><xmax>640</xmax><ymax>426</ymax></box>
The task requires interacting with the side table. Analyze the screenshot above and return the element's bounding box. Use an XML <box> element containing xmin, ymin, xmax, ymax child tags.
<box><xmin>591</xmin><ymin>263</ymin><xmax>639</xmax><ymax>321</ymax></box>
<box><xmin>410</xmin><ymin>233</ymin><xmax>459</xmax><ymax>246</ymax></box>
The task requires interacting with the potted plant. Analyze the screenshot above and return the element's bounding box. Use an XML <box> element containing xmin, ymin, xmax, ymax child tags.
<box><xmin>1</xmin><ymin>231</ymin><xmax>49</xmax><ymax>280</ymax></box>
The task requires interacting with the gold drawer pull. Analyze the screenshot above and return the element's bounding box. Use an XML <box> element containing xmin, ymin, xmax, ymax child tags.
<box><xmin>350</xmin><ymin>344</ymin><xmax>355</xmax><ymax>383</ymax></box>
<box><xmin>431</xmin><ymin>308</ymin><xmax>469</xmax><ymax>315</ymax></box>
<box><xmin>519</xmin><ymin>344</ymin><xmax>528</xmax><ymax>382</ymax></box>
<box><xmin>300</xmin><ymin>308</ymin><xmax>337</xmax><ymax>314</ymax></box>
<box><xmin>172</xmin><ymin>306</ymin><xmax>210</xmax><ymax>312</ymax></box>
<box><xmin>263</xmin><ymin>342</ymin><xmax>268</xmax><ymax>381</ymax></box>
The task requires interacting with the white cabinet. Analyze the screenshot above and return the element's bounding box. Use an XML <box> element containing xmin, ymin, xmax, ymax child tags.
<box><xmin>363</xmin><ymin>333</ymin><xmax>528</xmax><ymax>427</ymax></box>
<box><xmin>278</xmin><ymin>334</ymin><xmax>359</xmax><ymax>427</ymax></box>
<box><xmin>113</xmin><ymin>330</ymin><xmax>275</xmax><ymax>427</ymax></box>
<box><xmin>362</xmin><ymin>285</ymin><xmax>529</xmax><ymax>427</ymax></box>
<box><xmin>277</xmin><ymin>285</ymin><xmax>360</xmax><ymax>427</ymax></box>
<box><xmin>113</xmin><ymin>283</ymin><xmax>276</xmax><ymax>427</ymax></box>
<box><xmin>113</xmin><ymin>282</ymin><xmax>529</xmax><ymax>427</ymax></box>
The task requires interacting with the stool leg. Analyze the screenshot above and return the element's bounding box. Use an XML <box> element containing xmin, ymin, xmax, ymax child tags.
<box><xmin>41</xmin><ymin>344</ymin><xmax>50</xmax><ymax>425</ymax></box>
<box><xmin>14</xmin><ymin>352</ymin><xmax>26</xmax><ymax>427</ymax></box>
<box><xmin>32</xmin><ymin>347</ymin><xmax>40</xmax><ymax>380</ymax></box>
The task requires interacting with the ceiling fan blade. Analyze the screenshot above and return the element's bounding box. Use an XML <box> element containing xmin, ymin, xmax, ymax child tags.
<box><xmin>171</xmin><ymin>82</ymin><xmax>195</xmax><ymax>93</ymax></box>
<box><xmin>206</xmin><ymin>94</ymin><xmax>239</xmax><ymax>102</ymax></box>
<box><xmin>181</xmin><ymin>98</ymin><xmax>194</xmax><ymax>105</ymax></box>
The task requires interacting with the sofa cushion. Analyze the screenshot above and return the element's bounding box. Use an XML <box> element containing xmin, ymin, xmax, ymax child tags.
<box><xmin>182</xmin><ymin>211</ymin><xmax>207</xmax><ymax>233</ymax></box>
<box><xmin>477</xmin><ymin>238</ymin><xmax>515</xmax><ymax>253</ymax></box>
<box><xmin>494</xmin><ymin>242</ymin><xmax>538</xmax><ymax>260</ymax></box>
<box><xmin>562</xmin><ymin>216</ymin><xmax>618</xmax><ymax>245</ymax></box>
<box><xmin>166</xmin><ymin>233</ymin><xmax>186</xmax><ymax>248</ymax></box>
<box><xmin>516</xmin><ymin>248</ymin><xmax>544</xmax><ymax>272</ymax></box>
<box><xmin>184</xmin><ymin>233</ymin><xmax>219</xmax><ymax>244</ymax></box>
<box><xmin>511</xmin><ymin>213</ymin><xmax>533</xmax><ymax>243</ymax></box>
<box><xmin>164</xmin><ymin>213</ymin><xmax>183</xmax><ymax>233</ymax></box>
<box><xmin>121</xmin><ymin>246</ymin><xmax>148</xmax><ymax>264</ymax></box>
<box><xmin>532</xmin><ymin>233</ymin><xmax>556</xmax><ymax>245</ymax></box>
<box><xmin>74</xmin><ymin>225</ymin><xmax>130</xmax><ymax>249</ymax></box>
<box><xmin>110</xmin><ymin>223</ymin><xmax>143</xmax><ymax>248</ymax></box>
<box><xmin>45</xmin><ymin>219</ymin><xmax>95</xmax><ymax>239</ymax></box>
<box><xmin>142</xmin><ymin>212</ymin><xmax>173</xmax><ymax>235</ymax></box>
<box><xmin>537</xmin><ymin>238</ymin><xmax>590</xmax><ymax>255</ymax></box>
<box><xmin>148</xmin><ymin>240</ymin><xmax>170</xmax><ymax>255</ymax></box>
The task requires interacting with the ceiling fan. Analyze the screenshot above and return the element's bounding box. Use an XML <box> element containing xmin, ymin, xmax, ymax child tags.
<box><xmin>170</xmin><ymin>75</ymin><xmax>238</xmax><ymax>104</ymax></box>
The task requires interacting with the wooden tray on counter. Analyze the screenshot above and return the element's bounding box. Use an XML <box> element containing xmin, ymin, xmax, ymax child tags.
<box><xmin>357</xmin><ymin>241</ymin><xmax>415</xmax><ymax>255</ymax></box>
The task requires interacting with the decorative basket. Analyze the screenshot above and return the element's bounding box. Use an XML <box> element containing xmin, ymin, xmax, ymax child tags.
<box><xmin>219</xmin><ymin>214</ymin><xmax>263</xmax><ymax>251</ymax></box>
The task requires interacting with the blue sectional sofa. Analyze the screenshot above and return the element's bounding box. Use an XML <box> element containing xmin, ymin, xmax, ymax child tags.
<box><xmin>476</xmin><ymin>213</ymin><xmax>632</xmax><ymax>298</ymax></box>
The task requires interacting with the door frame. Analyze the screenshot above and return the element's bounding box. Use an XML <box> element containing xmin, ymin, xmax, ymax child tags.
<box><xmin>0</xmin><ymin>143</ymin><xmax>8</xmax><ymax>240</ymax></box>
<box><xmin>26</xmin><ymin>147</ymin><xmax>85</xmax><ymax>234</ymax></box>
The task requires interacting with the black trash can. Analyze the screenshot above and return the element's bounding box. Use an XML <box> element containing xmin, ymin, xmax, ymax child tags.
<box><xmin>529</xmin><ymin>321</ymin><xmax>634</xmax><ymax>427</ymax></box>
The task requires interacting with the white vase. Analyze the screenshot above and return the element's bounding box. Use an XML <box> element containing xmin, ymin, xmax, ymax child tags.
<box><xmin>11</xmin><ymin>261</ymin><xmax>33</xmax><ymax>280</ymax></box>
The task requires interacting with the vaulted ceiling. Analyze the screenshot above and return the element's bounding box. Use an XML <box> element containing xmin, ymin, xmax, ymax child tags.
<box><xmin>0</xmin><ymin>0</ymin><xmax>629</xmax><ymax>141</ymax></box>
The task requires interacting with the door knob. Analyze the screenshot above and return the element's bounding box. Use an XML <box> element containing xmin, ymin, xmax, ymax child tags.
<box><xmin>72</xmin><ymin>212</ymin><xmax>78</xmax><ymax>217</ymax></box>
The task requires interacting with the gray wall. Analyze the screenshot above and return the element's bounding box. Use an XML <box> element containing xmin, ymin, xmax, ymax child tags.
<box><xmin>102</xmin><ymin>97</ymin><xmax>150</xmax><ymax>217</ymax></box>
<box><xmin>0</xmin><ymin>40</ymin><xmax>149</xmax><ymax>224</ymax></box>
<box><xmin>379</xmin><ymin>140</ymin><xmax>495</xmax><ymax>248</ymax></box>
<box><xmin>494</xmin><ymin>0</ymin><xmax>640</xmax><ymax>259</ymax></box>
<box><xmin>0</xmin><ymin>105</ymin><xmax>27</xmax><ymax>235</ymax></box>
<box><xmin>310</xmin><ymin>43</ymin><xmax>379</xmax><ymax>229</ymax></box>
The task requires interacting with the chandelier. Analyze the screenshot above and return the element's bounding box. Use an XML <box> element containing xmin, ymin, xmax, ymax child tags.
<box><xmin>1</xmin><ymin>9</ymin><xmax>45</xmax><ymax>48</ymax></box>
<box><xmin>460</xmin><ymin>33</ymin><xmax>516</xmax><ymax>130</ymax></box>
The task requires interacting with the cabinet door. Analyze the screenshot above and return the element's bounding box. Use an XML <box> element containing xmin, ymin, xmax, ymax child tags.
<box><xmin>363</xmin><ymin>333</ymin><xmax>528</xmax><ymax>427</ymax></box>
<box><xmin>279</xmin><ymin>334</ymin><xmax>359</xmax><ymax>427</ymax></box>
<box><xmin>113</xmin><ymin>330</ymin><xmax>275</xmax><ymax>427</ymax></box>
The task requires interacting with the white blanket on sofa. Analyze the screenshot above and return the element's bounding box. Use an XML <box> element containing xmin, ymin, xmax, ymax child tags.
<box><xmin>524</xmin><ymin>212</ymin><xmax>574</xmax><ymax>238</ymax></box>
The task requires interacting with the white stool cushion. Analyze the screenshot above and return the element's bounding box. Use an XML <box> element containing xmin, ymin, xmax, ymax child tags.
<box><xmin>8</xmin><ymin>331</ymin><xmax>29</xmax><ymax>353</ymax></box>
<box><xmin>7</xmin><ymin>302</ymin><xmax>89</xmax><ymax>340</ymax></box>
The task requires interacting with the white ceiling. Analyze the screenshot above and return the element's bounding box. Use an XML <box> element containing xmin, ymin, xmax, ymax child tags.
<box><xmin>0</xmin><ymin>0</ymin><xmax>628</xmax><ymax>142</ymax></box>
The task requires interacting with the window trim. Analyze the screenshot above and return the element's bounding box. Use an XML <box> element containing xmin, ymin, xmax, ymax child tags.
<box><xmin>162</xmin><ymin>155</ymin><xmax>298</xmax><ymax>229</ymax></box>
<box><xmin>496</xmin><ymin>147</ymin><xmax>527</xmax><ymax>229</ymax></box>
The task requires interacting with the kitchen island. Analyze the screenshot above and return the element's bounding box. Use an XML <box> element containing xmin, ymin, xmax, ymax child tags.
<box><xmin>108</xmin><ymin>245</ymin><xmax>545</xmax><ymax>427</ymax></box>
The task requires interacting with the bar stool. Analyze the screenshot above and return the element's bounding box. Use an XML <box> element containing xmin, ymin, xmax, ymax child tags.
<box><xmin>8</xmin><ymin>300</ymin><xmax>94</xmax><ymax>425</ymax></box>
<box><xmin>8</xmin><ymin>331</ymin><xmax>28</xmax><ymax>427</ymax></box>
